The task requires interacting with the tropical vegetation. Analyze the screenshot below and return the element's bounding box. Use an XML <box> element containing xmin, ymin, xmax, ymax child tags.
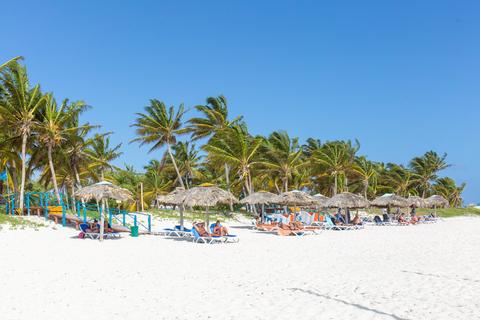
<box><xmin>0</xmin><ymin>59</ymin><xmax>467</xmax><ymax>211</ymax></box>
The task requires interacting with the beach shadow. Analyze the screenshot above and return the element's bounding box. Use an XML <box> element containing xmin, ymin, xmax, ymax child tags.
<box><xmin>230</xmin><ymin>226</ymin><xmax>254</xmax><ymax>230</ymax></box>
<box><xmin>288</xmin><ymin>288</ymin><xmax>411</xmax><ymax>320</ymax></box>
<box><xmin>401</xmin><ymin>270</ymin><xmax>480</xmax><ymax>284</ymax></box>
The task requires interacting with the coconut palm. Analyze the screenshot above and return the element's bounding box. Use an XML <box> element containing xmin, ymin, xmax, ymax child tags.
<box><xmin>170</xmin><ymin>142</ymin><xmax>203</xmax><ymax>188</ymax></box>
<box><xmin>311</xmin><ymin>140</ymin><xmax>359</xmax><ymax>195</ymax></box>
<box><xmin>131</xmin><ymin>100</ymin><xmax>188</xmax><ymax>188</ymax></box>
<box><xmin>433</xmin><ymin>177</ymin><xmax>465</xmax><ymax>207</ymax></box>
<box><xmin>381</xmin><ymin>164</ymin><xmax>415</xmax><ymax>197</ymax></box>
<box><xmin>352</xmin><ymin>156</ymin><xmax>378</xmax><ymax>199</ymax></box>
<box><xmin>260</xmin><ymin>131</ymin><xmax>304</xmax><ymax>193</ymax></box>
<box><xmin>203</xmin><ymin>125</ymin><xmax>263</xmax><ymax>195</ymax></box>
<box><xmin>86</xmin><ymin>133</ymin><xmax>123</xmax><ymax>181</ymax></box>
<box><xmin>0</xmin><ymin>62</ymin><xmax>45</xmax><ymax>212</ymax></box>
<box><xmin>410</xmin><ymin>151</ymin><xmax>450</xmax><ymax>197</ymax></box>
<box><xmin>36</xmin><ymin>95</ymin><xmax>90</xmax><ymax>202</ymax></box>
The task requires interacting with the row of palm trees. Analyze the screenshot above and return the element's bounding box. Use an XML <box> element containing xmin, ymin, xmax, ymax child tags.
<box><xmin>0</xmin><ymin>58</ymin><xmax>466</xmax><ymax>214</ymax></box>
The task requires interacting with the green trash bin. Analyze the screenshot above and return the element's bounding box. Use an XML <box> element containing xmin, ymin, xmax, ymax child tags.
<box><xmin>130</xmin><ymin>225</ymin><xmax>139</xmax><ymax>237</ymax></box>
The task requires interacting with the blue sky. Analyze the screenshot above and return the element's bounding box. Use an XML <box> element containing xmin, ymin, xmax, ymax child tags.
<box><xmin>1</xmin><ymin>0</ymin><xmax>479</xmax><ymax>203</ymax></box>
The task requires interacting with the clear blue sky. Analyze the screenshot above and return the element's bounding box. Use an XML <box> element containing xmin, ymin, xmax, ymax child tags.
<box><xmin>1</xmin><ymin>0</ymin><xmax>479</xmax><ymax>203</ymax></box>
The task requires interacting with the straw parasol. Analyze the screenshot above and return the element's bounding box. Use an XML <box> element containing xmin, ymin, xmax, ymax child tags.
<box><xmin>181</xmin><ymin>186</ymin><xmax>238</xmax><ymax>226</ymax></box>
<box><xmin>426</xmin><ymin>194</ymin><xmax>449</xmax><ymax>216</ymax></box>
<box><xmin>407</xmin><ymin>196</ymin><xmax>428</xmax><ymax>208</ymax></box>
<box><xmin>371</xmin><ymin>194</ymin><xmax>410</xmax><ymax>208</ymax></box>
<box><xmin>325</xmin><ymin>192</ymin><xmax>370</xmax><ymax>209</ymax></box>
<box><xmin>312</xmin><ymin>193</ymin><xmax>329</xmax><ymax>207</ymax></box>
<box><xmin>240</xmin><ymin>191</ymin><xmax>279</xmax><ymax>223</ymax></box>
<box><xmin>275</xmin><ymin>190</ymin><xmax>318</xmax><ymax>206</ymax></box>
<box><xmin>156</xmin><ymin>188</ymin><xmax>187</xmax><ymax>205</ymax></box>
<box><xmin>74</xmin><ymin>181</ymin><xmax>133</xmax><ymax>241</ymax></box>
<box><xmin>240</xmin><ymin>191</ymin><xmax>278</xmax><ymax>205</ymax></box>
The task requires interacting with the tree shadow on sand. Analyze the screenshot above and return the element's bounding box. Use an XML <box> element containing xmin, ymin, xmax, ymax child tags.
<box><xmin>288</xmin><ymin>288</ymin><xmax>411</xmax><ymax>320</ymax></box>
<box><xmin>401</xmin><ymin>270</ymin><xmax>480</xmax><ymax>284</ymax></box>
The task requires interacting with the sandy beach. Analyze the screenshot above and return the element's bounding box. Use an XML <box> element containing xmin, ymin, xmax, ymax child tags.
<box><xmin>0</xmin><ymin>217</ymin><xmax>479</xmax><ymax>320</ymax></box>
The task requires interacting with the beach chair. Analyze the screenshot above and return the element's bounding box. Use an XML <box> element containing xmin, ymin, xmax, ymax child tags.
<box><xmin>190</xmin><ymin>228</ymin><xmax>226</xmax><ymax>244</ymax></box>
<box><xmin>79</xmin><ymin>223</ymin><xmax>100</xmax><ymax>240</ymax></box>
<box><xmin>162</xmin><ymin>226</ymin><xmax>193</xmax><ymax>238</ymax></box>
<box><xmin>323</xmin><ymin>215</ymin><xmax>357</xmax><ymax>231</ymax></box>
<box><xmin>209</xmin><ymin>223</ymin><xmax>240</xmax><ymax>243</ymax></box>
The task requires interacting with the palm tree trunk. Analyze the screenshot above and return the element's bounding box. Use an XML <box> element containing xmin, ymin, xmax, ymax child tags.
<box><xmin>224</xmin><ymin>163</ymin><xmax>233</xmax><ymax>211</ymax></box>
<box><xmin>9</xmin><ymin>160</ymin><xmax>19</xmax><ymax>193</ymax></box>
<box><xmin>73</xmin><ymin>165</ymin><xmax>82</xmax><ymax>188</ymax></box>
<box><xmin>71</xmin><ymin>183</ymin><xmax>76</xmax><ymax>214</ymax></box>
<box><xmin>47</xmin><ymin>144</ymin><xmax>61</xmax><ymax>203</ymax></box>
<box><xmin>333</xmin><ymin>174</ymin><xmax>338</xmax><ymax>195</ymax></box>
<box><xmin>19</xmin><ymin>133</ymin><xmax>28</xmax><ymax>214</ymax></box>
<box><xmin>364</xmin><ymin>181</ymin><xmax>369</xmax><ymax>199</ymax></box>
<box><xmin>284</xmin><ymin>177</ymin><xmax>288</xmax><ymax>193</ymax></box>
<box><xmin>100</xmin><ymin>169</ymin><xmax>105</xmax><ymax>181</ymax></box>
<box><xmin>167</xmin><ymin>144</ymin><xmax>185</xmax><ymax>189</ymax></box>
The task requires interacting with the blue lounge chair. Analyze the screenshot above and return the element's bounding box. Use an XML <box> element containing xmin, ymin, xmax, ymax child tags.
<box><xmin>209</xmin><ymin>223</ymin><xmax>240</xmax><ymax>243</ymax></box>
<box><xmin>191</xmin><ymin>227</ymin><xmax>225</xmax><ymax>244</ymax></box>
<box><xmin>324</xmin><ymin>215</ymin><xmax>357</xmax><ymax>231</ymax></box>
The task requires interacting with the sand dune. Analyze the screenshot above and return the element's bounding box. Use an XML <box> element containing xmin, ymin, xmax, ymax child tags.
<box><xmin>0</xmin><ymin>217</ymin><xmax>479</xmax><ymax>320</ymax></box>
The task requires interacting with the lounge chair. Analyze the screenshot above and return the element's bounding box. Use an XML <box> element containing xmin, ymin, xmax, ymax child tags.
<box><xmin>209</xmin><ymin>224</ymin><xmax>240</xmax><ymax>243</ymax></box>
<box><xmin>323</xmin><ymin>215</ymin><xmax>357</xmax><ymax>231</ymax></box>
<box><xmin>161</xmin><ymin>225</ymin><xmax>193</xmax><ymax>238</ymax></box>
<box><xmin>79</xmin><ymin>223</ymin><xmax>101</xmax><ymax>239</ymax></box>
<box><xmin>190</xmin><ymin>227</ymin><xmax>226</xmax><ymax>244</ymax></box>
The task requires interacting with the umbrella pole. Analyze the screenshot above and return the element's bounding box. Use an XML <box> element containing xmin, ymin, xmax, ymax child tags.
<box><xmin>99</xmin><ymin>198</ymin><xmax>105</xmax><ymax>242</ymax></box>
<box><xmin>262</xmin><ymin>204</ymin><xmax>265</xmax><ymax>223</ymax></box>
<box><xmin>205</xmin><ymin>208</ymin><xmax>209</xmax><ymax>227</ymax></box>
<box><xmin>179</xmin><ymin>204</ymin><xmax>185</xmax><ymax>230</ymax></box>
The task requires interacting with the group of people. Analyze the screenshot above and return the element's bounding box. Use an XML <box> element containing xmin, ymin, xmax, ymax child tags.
<box><xmin>330</xmin><ymin>209</ymin><xmax>363</xmax><ymax>226</ymax></box>
<box><xmin>84</xmin><ymin>219</ymin><xmax>115</xmax><ymax>234</ymax></box>
<box><xmin>192</xmin><ymin>220</ymin><xmax>230</xmax><ymax>237</ymax></box>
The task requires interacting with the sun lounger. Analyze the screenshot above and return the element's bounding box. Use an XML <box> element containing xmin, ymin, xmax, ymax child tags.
<box><xmin>79</xmin><ymin>223</ymin><xmax>121</xmax><ymax>239</ymax></box>
<box><xmin>208</xmin><ymin>224</ymin><xmax>239</xmax><ymax>243</ymax></box>
<box><xmin>190</xmin><ymin>228</ymin><xmax>226</xmax><ymax>244</ymax></box>
<box><xmin>161</xmin><ymin>226</ymin><xmax>193</xmax><ymax>238</ymax></box>
<box><xmin>323</xmin><ymin>215</ymin><xmax>358</xmax><ymax>231</ymax></box>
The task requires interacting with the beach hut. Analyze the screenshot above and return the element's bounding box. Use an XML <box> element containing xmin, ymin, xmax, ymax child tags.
<box><xmin>240</xmin><ymin>191</ymin><xmax>279</xmax><ymax>222</ymax></box>
<box><xmin>181</xmin><ymin>186</ymin><xmax>238</xmax><ymax>226</ymax></box>
<box><xmin>74</xmin><ymin>181</ymin><xmax>133</xmax><ymax>241</ymax></box>
<box><xmin>371</xmin><ymin>194</ymin><xmax>410</xmax><ymax>208</ymax></box>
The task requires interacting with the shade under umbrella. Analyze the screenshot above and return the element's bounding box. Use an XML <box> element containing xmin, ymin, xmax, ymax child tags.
<box><xmin>74</xmin><ymin>181</ymin><xmax>133</xmax><ymax>241</ymax></box>
<box><xmin>325</xmin><ymin>192</ymin><xmax>370</xmax><ymax>209</ymax></box>
<box><xmin>407</xmin><ymin>196</ymin><xmax>428</xmax><ymax>208</ymax></box>
<box><xmin>275</xmin><ymin>190</ymin><xmax>318</xmax><ymax>206</ymax></box>
<box><xmin>371</xmin><ymin>194</ymin><xmax>410</xmax><ymax>208</ymax></box>
<box><xmin>181</xmin><ymin>186</ymin><xmax>238</xmax><ymax>226</ymax></box>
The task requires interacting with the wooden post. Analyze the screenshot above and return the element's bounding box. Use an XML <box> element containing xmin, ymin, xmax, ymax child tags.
<box><xmin>140</xmin><ymin>183</ymin><xmax>144</xmax><ymax>212</ymax></box>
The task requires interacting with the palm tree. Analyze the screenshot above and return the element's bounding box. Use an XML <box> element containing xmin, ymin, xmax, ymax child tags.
<box><xmin>260</xmin><ymin>131</ymin><xmax>304</xmax><ymax>192</ymax></box>
<box><xmin>189</xmin><ymin>95</ymin><xmax>242</xmax><ymax>208</ymax></box>
<box><xmin>433</xmin><ymin>177</ymin><xmax>465</xmax><ymax>207</ymax></box>
<box><xmin>352</xmin><ymin>156</ymin><xmax>378</xmax><ymax>199</ymax></box>
<box><xmin>311</xmin><ymin>140</ymin><xmax>359</xmax><ymax>195</ymax></box>
<box><xmin>170</xmin><ymin>142</ymin><xmax>203</xmax><ymax>188</ymax></box>
<box><xmin>0</xmin><ymin>62</ymin><xmax>45</xmax><ymax>212</ymax></box>
<box><xmin>410</xmin><ymin>151</ymin><xmax>450</xmax><ymax>197</ymax></box>
<box><xmin>0</xmin><ymin>56</ymin><xmax>22</xmax><ymax>72</ymax></box>
<box><xmin>131</xmin><ymin>100</ymin><xmax>188</xmax><ymax>188</ymax></box>
<box><xmin>203</xmin><ymin>125</ymin><xmax>263</xmax><ymax>195</ymax></box>
<box><xmin>86</xmin><ymin>133</ymin><xmax>123</xmax><ymax>181</ymax></box>
<box><xmin>382</xmin><ymin>164</ymin><xmax>415</xmax><ymax>197</ymax></box>
<box><xmin>37</xmin><ymin>95</ymin><xmax>90</xmax><ymax>202</ymax></box>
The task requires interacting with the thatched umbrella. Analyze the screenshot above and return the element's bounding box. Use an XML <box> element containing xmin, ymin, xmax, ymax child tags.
<box><xmin>181</xmin><ymin>186</ymin><xmax>238</xmax><ymax>226</ymax></box>
<box><xmin>313</xmin><ymin>193</ymin><xmax>329</xmax><ymax>207</ymax></box>
<box><xmin>371</xmin><ymin>194</ymin><xmax>410</xmax><ymax>208</ymax></box>
<box><xmin>275</xmin><ymin>190</ymin><xmax>318</xmax><ymax>206</ymax></box>
<box><xmin>426</xmin><ymin>195</ymin><xmax>449</xmax><ymax>216</ymax></box>
<box><xmin>240</xmin><ymin>191</ymin><xmax>279</xmax><ymax>222</ymax></box>
<box><xmin>74</xmin><ymin>181</ymin><xmax>133</xmax><ymax>241</ymax></box>
<box><xmin>407</xmin><ymin>196</ymin><xmax>428</xmax><ymax>208</ymax></box>
<box><xmin>157</xmin><ymin>188</ymin><xmax>188</xmax><ymax>228</ymax></box>
<box><xmin>326</xmin><ymin>192</ymin><xmax>369</xmax><ymax>223</ymax></box>
<box><xmin>326</xmin><ymin>192</ymin><xmax>370</xmax><ymax>209</ymax></box>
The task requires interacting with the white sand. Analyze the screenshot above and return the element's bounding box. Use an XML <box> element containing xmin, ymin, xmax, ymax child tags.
<box><xmin>0</xmin><ymin>217</ymin><xmax>479</xmax><ymax>320</ymax></box>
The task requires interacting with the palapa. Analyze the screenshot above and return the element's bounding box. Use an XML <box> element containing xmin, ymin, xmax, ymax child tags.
<box><xmin>371</xmin><ymin>194</ymin><xmax>410</xmax><ymax>208</ymax></box>
<box><xmin>407</xmin><ymin>196</ymin><xmax>428</xmax><ymax>208</ymax></box>
<box><xmin>274</xmin><ymin>190</ymin><xmax>318</xmax><ymax>206</ymax></box>
<box><xmin>312</xmin><ymin>193</ymin><xmax>329</xmax><ymax>207</ymax></box>
<box><xmin>74</xmin><ymin>181</ymin><xmax>133</xmax><ymax>242</ymax></box>
<box><xmin>325</xmin><ymin>192</ymin><xmax>370</xmax><ymax>209</ymax></box>
<box><xmin>240</xmin><ymin>191</ymin><xmax>278</xmax><ymax>205</ymax></box>
<box><xmin>426</xmin><ymin>195</ymin><xmax>449</xmax><ymax>208</ymax></box>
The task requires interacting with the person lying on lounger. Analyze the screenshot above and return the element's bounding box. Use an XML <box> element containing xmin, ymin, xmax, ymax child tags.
<box><xmin>103</xmin><ymin>220</ymin><xmax>115</xmax><ymax>233</ymax></box>
<box><xmin>87</xmin><ymin>220</ymin><xmax>100</xmax><ymax>233</ymax></box>
<box><xmin>212</xmin><ymin>220</ymin><xmax>229</xmax><ymax>236</ymax></box>
<box><xmin>351</xmin><ymin>214</ymin><xmax>362</xmax><ymax>225</ymax></box>
<box><xmin>398</xmin><ymin>213</ymin><xmax>409</xmax><ymax>224</ymax></box>
<box><xmin>193</xmin><ymin>222</ymin><xmax>212</xmax><ymax>237</ymax></box>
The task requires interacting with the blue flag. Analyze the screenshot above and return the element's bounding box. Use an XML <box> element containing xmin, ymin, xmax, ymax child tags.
<box><xmin>0</xmin><ymin>170</ymin><xmax>7</xmax><ymax>181</ymax></box>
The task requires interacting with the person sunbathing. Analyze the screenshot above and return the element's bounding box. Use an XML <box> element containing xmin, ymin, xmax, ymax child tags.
<box><xmin>86</xmin><ymin>220</ymin><xmax>100</xmax><ymax>233</ymax></box>
<box><xmin>398</xmin><ymin>214</ymin><xmax>410</xmax><ymax>224</ymax></box>
<box><xmin>104</xmin><ymin>221</ymin><xmax>115</xmax><ymax>233</ymax></box>
<box><xmin>194</xmin><ymin>222</ymin><xmax>211</xmax><ymax>237</ymax></box>
<box><xmin>351</xmin><ymin>214</ymin><xmax>362</xmax><ymax>225</ymax></box>
<box><xmin>212</xmin><ymin>220</ymin><xmax>229</xmax><ymax>236</ymax></box>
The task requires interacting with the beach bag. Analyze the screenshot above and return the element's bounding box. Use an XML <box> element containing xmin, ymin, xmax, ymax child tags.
<box><xmin>78</xmin><ymin>232</ymin><xmax>85</xmax><ymax>239</ymax></box>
